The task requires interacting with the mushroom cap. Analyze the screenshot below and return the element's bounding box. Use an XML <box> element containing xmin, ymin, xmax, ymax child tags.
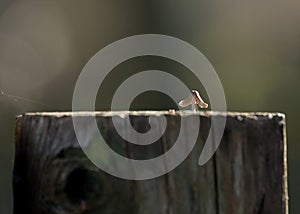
<box><xmin>178</xmin><ymin>90</ymin><xmax>208</xmax><ymax>109</ymax></box>
<box><xmin>178</xmin><ymin>95</ymin><xmax>195</xmax><ymax>107</ymax></box>
<box><xmin>191</xmin><ymin>90</ymin><xmax>208</xmax><ymax>108</ymax></box>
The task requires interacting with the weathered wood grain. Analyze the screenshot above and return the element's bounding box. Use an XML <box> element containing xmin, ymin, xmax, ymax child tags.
<box><xmin>13</xmin><ymin>111</ymin><xmax>288</xmax><ymax>214</ymax></box>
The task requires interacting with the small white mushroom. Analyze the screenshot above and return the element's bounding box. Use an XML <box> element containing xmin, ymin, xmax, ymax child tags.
<box><xmin>179</xmin><ymin>90</ymin><xmax>208</xmax><ymax>111</ymax></box>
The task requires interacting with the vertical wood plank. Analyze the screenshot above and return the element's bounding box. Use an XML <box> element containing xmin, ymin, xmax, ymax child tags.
<box><xmin>13</xmin><ymin>112</ymin><xmax>288</xmax><ymax>214</ymax></box>
<box><xmin>215</xmin><ymin>114</ymin><xmax>287</xmax><ymax>214</ymax></box>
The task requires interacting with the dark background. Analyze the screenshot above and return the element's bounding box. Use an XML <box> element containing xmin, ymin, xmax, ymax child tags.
<box><xmin>0</xmin><ymin>1</ymin><xmax>299</xmax><ymax>213</ymax></box>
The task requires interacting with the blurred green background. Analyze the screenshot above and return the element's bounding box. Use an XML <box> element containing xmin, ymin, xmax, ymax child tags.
<box><xmin>0</xmin><ymin>0</ymin><xmax>299</xmax><ymax>213</ymax></box>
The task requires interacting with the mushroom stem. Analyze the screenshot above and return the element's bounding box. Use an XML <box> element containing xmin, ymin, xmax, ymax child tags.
<box><xmin>191</xmin><ymin>103</ymin><xmax>196</xmax><ymax>111</ymax></box>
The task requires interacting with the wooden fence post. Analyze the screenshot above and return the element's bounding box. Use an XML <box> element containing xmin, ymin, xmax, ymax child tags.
<box><xmin>13</xmin><ymin>111</ymin><xmax>288</xmax><ymax>214</ymax></box>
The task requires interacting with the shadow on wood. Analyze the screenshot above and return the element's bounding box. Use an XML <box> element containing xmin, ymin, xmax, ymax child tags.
<box><xmin>13</xmin><ymin>111</ymin><xmax>288</xmax><ymax>214</ymax></box>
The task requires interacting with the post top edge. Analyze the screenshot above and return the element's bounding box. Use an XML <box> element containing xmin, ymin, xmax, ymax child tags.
<box><xmin>17</xmin><ymin>111</ymin><xmax>285</xmax><ymax>119</ymax></box>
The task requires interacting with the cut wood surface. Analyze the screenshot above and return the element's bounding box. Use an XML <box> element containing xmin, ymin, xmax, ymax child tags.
<box><xmin>13</xmin><ymin>111</ymin><xmax>288</xmax><ymax>214</ymax></box>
